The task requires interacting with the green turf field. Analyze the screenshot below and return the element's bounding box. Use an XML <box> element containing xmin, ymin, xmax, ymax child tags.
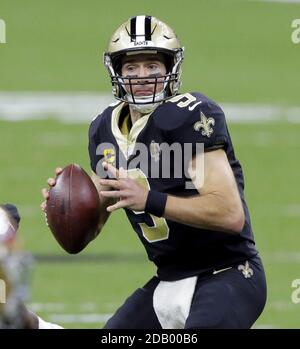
<box><xmin>1</xmin><ymin>0</ymin><xmax>299</xmax><ymax>103</ymax></box>
<box><xmin>1</xmin><ymin>119</ymin><xmax>299</xmax><ymax>328</ymax></box>
<box><xmin>1</xmin><ymin>0</ymin><xmax>300</xmax><ymax>328</ymax></box>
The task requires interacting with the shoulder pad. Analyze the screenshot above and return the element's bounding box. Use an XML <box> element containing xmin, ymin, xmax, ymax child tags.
<box><xmin>153</xmin><ymin>92</ymin><xmax>224</xmax><ymax>132</ymax></box>
<box><xmin>90</xmin><ymin>101</ymin><xmax>122</xmax><ymax>125</ymax></box>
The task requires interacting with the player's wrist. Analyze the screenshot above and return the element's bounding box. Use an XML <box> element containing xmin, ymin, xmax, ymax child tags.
<box><xmin>145</xmin><ymin>190</ymin><xmax>167</xmax><ymax>217</ymax></box>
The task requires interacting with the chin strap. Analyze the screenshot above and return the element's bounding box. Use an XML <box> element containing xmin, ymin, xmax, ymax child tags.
<box><xmin>126</xmin><ymin>90</ymin><xmax>165</xmax><ymax>114</ymax></box>
<box><xmin>130</xmin><ymin>101</ymin><xmax>162</xmax><ymax>114</ymax></box>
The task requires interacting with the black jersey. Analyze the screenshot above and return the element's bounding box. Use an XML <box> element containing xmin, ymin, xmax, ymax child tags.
<box><xmin>89</xmin><ymin>92</ymin><xmax>258</xmax><ymax>281</ymax></box>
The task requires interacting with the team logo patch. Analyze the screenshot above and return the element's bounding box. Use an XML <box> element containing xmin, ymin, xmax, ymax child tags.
<box><xmin>103</xmin><ymin>148</ymin><xmax>116</xmax><ymax>165</ymax></box>
<box><xmin>238</xmin><ymin>261</ymin><xmax>254</xmax><ymax>279</ymax></box>
<box><xmin>150</xmin><ymin>140</ymin><xmax>161</xmax><ymax>162</ymax></box>
<box><xmin>194</xmin><ymin>112</ymin><xmax>215</xmax><ymax>138</ymax></box>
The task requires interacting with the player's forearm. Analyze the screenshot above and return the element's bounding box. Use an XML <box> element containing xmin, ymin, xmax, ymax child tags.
<box><xmin>163</xmin><ymin>193</ymin><xmax>245</xmax><ymax>234</ymax></box>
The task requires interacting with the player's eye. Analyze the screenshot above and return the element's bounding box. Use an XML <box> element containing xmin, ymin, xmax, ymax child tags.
<box><xmin>148</xmin><ymin>64</ymin><xmax>159</xmax><ymax>71</ymax></box>
<box><xmin>124</xmin><ymin>65</ymin><xmax>137</xmax><ymax>73</ymax></box>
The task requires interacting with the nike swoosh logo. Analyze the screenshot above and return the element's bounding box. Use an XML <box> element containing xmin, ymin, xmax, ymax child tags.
<box><xmin>213</xmin><ymin>267</ymin><xmax>232</xmax><ymax>275</ymax></box>
<box><xmin>188</xmin><ymin>101</ymin><xmax>202</xmax><ymax>111</ymax></box>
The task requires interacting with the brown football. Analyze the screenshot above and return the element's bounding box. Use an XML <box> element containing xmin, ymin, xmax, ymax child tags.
<box><xmin>46</xmin><ymin>164</ymin><xmax>101</xmax><ymax>254</ymax></box>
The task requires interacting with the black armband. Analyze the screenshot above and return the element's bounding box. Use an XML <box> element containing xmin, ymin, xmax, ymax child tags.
<box><xmin>144</xmin><ymin>190</ymin><xmax>167</xmax><ymax>217</ymax></box>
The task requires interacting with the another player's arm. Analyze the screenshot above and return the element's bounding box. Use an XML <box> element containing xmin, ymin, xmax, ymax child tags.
<box><xmin>164</xmin><ymin>148</ymin><xmax>245</xmax><ymax>234</ymax></box>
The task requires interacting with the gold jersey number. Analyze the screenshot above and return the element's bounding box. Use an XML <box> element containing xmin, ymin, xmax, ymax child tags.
<box><xmin>127</xmin><ymin>168</ymin><xmax>169</xmax><ymax>243</ymax></box>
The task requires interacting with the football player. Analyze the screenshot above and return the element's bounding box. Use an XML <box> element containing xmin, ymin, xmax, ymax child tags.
<box><xmin>0</xmin><ymin>204</ymin><xmax>62</xmax><ymax>329</ymax></box>
<box><xmin>0</xmin><ymin>204</ymin><xmax>36</xmax><ymax>328</ymax></box>
<box><xmin>42</xmin><ymin>16</ymin><xmax>267</xmax><ymax>329</ymax></box>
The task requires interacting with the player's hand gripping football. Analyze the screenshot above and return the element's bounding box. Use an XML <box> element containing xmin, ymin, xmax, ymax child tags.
<box><xmin>40</xmin><ymin>167</ymin><xmax>63</xmax><ymax>212</ymax></box>
<box><xmin>99</xmin><ymin>162</ymin><xmax>148</xmax><ymax>213</ymax></box>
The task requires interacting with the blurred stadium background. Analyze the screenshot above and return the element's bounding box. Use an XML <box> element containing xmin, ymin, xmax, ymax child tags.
<box><xmin>0</xmin><ymin>0</ymin><xmax>300</xmax><ymax>328</ymax></box>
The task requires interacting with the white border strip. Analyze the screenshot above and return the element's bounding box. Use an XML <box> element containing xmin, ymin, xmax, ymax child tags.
<box><xmin>49</xmin><ymin>313</ymin><xmax>113</xmax><ymax>324</ymax></box>
<box><xmin>0</xmin><ymin>92</ymin><xmax>300</xmax><ymax>123</ymax></box>
<box><xmin>256</xmin><ymin>0</ymin><xmax>300</xmax><ymax>3</ymax></box>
